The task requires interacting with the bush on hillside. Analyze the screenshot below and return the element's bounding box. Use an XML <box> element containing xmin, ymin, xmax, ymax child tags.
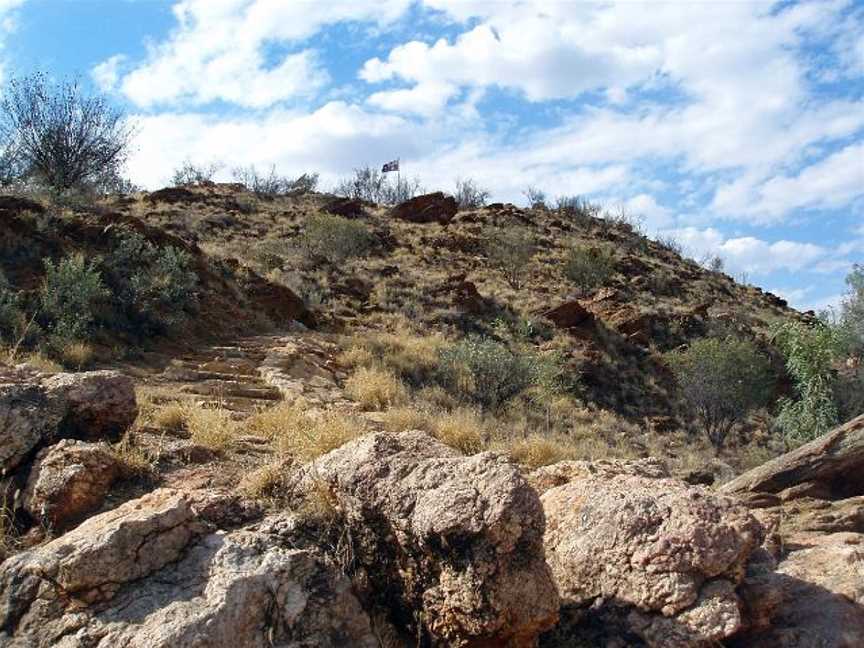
<box><xmin>485</xmin><ymin>226</ymin><xmax>535</xmax><ymax>288</ymax></box>
<box><xmin>523</xmin><ymin>186</ymin><xmax>547</xmax><ymax>209</ymax></box>
<box><xmin>555</xmin><ymin>195</ymin><xmax>601</xmax><ymax>225</ymax></box>
<box><xmin>436</xmin><ymin>336</ymin><xmax>553</xmax><ymax>410</ymax></box>
<box><xmin>300</xmin><ymin>213</ymin><xmax>375</xmax><ymax>263</ymax></box>
<box><xmin>454</xmin><ymin>177</ymin><xmax>490</xmax><ymax>209</ymax></box>
<box><xmin>171</xmin><ymin>160</ymin><xmax>223</xmax><ymax>187</ymax></box>
<box><xmin>40</xmin><ymin>254</ymin><xmax>107</xmax><ymax>345</ymax></box>
<box><xmin>231</xmin><ymin>165</ymin><xmax>319</xmax><ymax>198</ymax></box>
<box><xmin>107</xmin><ymin>229</ymin><xmax>199</xmax><ymax>331</ymax></box>
<box><xmin>773</xmin><ymin>321</ymin><xmax>843</xmax><ymax>445</ymax></box>
<box><xmin>667</xmin><ymin>336</ymin><xmax>772</xmax><ymax>447</ymax></box>
<box><xmin>334</xmin><ymin>165</ymin><xmax>422</xmax><ymax>204</ymax></box>
<box><xmin>0</xmin><ymin>73</ymin><xmax>135</xmax><ymax>191</ymax></box>
<box><xmin>0</xmin><ymin>271</ymin><xmax>22</xmax><ymax>343</ymax></box>
<box><xmin>563</xmin><ymin>245</ymin><xmax>616</xmax><ymax>290</ymax></box>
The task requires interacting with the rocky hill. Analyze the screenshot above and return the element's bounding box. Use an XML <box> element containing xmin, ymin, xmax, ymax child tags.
<box><xmin>0</xmin><ymin>183</ymin><xmax>859</xmax><ymax>647</ymax></box>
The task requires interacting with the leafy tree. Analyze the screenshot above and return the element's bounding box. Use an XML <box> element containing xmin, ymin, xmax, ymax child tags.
<box><xmin>839</xmin><ymin>264</ymin><xmax>864</xmax><ymax>355</ymax></box>
<box><xmin>0</xmin><ymin>73</ymin><xmax>135</xmax><ymax>191</ymax></box>
<box><xmin>772</xmin><ymin>321</ymin><xmax>843</xmax><ymax>444</ymax></box>
<box><xmin>667</xmin><ymin>336</ymin><xmax>772</xmax><ymax>447</ymax></box>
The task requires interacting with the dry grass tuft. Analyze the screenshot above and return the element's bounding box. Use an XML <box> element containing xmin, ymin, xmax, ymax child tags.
<box><xmin>345</xmin><ymin>366</ymin><xmax>409</xmax><ymax>410</ymax></box>
<box><xmin>183</xmin><ymin>404</ymin><xmax>238</xmax><ymax>451</ymax></box>
<box><xmin>380</xmin><ymin>405</ymin><xmax>433</xmax><ymax>433</ymax></box>
<box><xmin>110</xmin><ymin>434</ymin><xmax>157</xmax><ymax>479</ymax></box>
<box><xmin>57</xmin><ymin>341</ymin><xmax>95</xmax><ymax>370</ymax></box>
<box><xmin>245</xmin><ymin>400</ymin><xmax>366</xmax><ymax>461</ymax></box>
<box><xmin>240</xmin><ymin>460</ymin><xmax>291</xmax><ymax>501</ymax></box>
<box><xmin>150</xmin><ymin>402</ymin><xmax>188</xmax><ymax>432</ymax></box>
<box><xmin>0</xmin><ymin>346</ymin><xmax>62</xmax><ymax>373</ymax></box>
<box><xmin>502</xmin><ymin>434</ymin><xmax>582</xmax><ymax>470</ymax></box>
<box><xmin>431</xmin><ymin>407</ymin><xmax>487</xmax><ymax>455</ymax></box>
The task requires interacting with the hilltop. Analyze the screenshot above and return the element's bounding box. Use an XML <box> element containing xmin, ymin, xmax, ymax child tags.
<box><xmin>1</xmin><ymin>181</ymin><xmax>863</xmax><ymax>648</ymax></box>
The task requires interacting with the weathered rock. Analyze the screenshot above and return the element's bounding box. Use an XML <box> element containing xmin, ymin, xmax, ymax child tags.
<box><xmin>542</xmin><ymin>300</ymin><xmax>594</xmax><ymax>330</ymax></box>
<box><xmin>22</xmin><ymin>440</ymin><xmax>121</xmax><ymax>532</ymax></box>
<box><xmin>0</xmin><ymin>489</ymin><xmax>378</xmax><ymax>648</ymax></box>
<box><xmin>323</xmin><ymin>196</ymin><xmax>366</xmax><ymax>219</ymax></box>
<box><xmin>528</xmin><ymin>457</ymin><xmax>669</xmax><ymax>495</ymax></box>
<box><xmin>391</xmin><ymin>191</ymin><xmax>458</xmax><ymax>224</ymax></box>
<box><xmin>44</xmin><ymin>370</ymin><xmax>138</xmax><ymax>441</ymax></box>
<box><xmin>0</xmin><ymin>381</ymin><xmax>68</xmax><ymax>473</ymax></box>
<box><xmin>721</xmin><ymin>414</ymin><xmax>864</xmax><ymax>500</ymax></box>
<box><xmin>541</xmin><ymin>464</ymin><xmax>763</xmax><ymax>647</ymax></box>
<box><xmin>288</xmin><ymin>430</ymin><xmax>560</xmax><ymax>646</ymax></box>
<box><xmin>145</xmin><ymin>186</ymin><xmax>198</xmax><ymax>204</ymax></box>
<box><xmin>733</xmin><ymin>533</ymin><xmax>864</xmax><ymax>647</ymax></box>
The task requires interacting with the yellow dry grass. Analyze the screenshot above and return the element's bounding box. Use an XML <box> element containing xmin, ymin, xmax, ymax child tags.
<box><xmin>244</xmin><ymin>400</ymin><xmax>366</xmax><ymax>461</ymax></box>
<box><xmin>431</xmin><ymin>407</ymin><xmax>486</xmax><ymax>455</ymax></box>
<box><xmin>345</xmin><ymin>366</ymin><xmax>409</xmax><ymax>410</ymax></box>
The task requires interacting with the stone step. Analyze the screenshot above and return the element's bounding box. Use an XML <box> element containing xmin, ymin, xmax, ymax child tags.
<box><xmin>180</xmin><ymin>381</ymin><xmax>283</xmax><ymax>401</ymax></box>
<box><xmin>163</xmin><ymin>366</ymin><xmax>269</xmax><ymax>384</ymax></box>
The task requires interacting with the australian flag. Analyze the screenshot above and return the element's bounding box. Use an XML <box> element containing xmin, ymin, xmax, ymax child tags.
<box><xmin>381</xmin><ymin>159</ymin><xmax>400</xmax><ymax>173</ymax></box>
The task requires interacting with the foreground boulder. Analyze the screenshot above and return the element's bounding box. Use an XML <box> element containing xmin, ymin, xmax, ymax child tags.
<box><xmin>390</xmin><ymin>192</ymin><xmax>458</xmax><ymax>224</ymax></box>
<box><xmin>288</xmin><ymin>430</ymin><xmax>560</xmax><ymax>646</ymax></box>
<box><xmin>721</xmin><ymin>413</ymin><xmax>864</xmax><ymax>500</ymax></box>
<box><xmin>0</xmin><ymin>488</ymin><xmax>377</xmax><ymax>647</ymax></box>
<box><xmin>540</xmin><ymin>462</ymin><xmax>763</xmax><ymax>647</ymax></box>
<box><xmin>43</xmin><ymin>370</ymin><xmax>138</xmax><ymax>442</ymax></box>
<box><xmin>22</xmin><ymin>440</ymin><xmax>121</xmax><ymax>532</ymax></box>
<box><xmin>0</xmin><ymin>366</ymin><xmax>137</xmax><ymax>473</ymax></box>
<box><xmin>724</xmin><ymin>415</ymin><xmax>864</xmax><ymax>647</ymax></box>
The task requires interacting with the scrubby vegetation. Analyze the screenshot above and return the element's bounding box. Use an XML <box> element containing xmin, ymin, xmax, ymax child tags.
<box><xmin>666</xmin><ymin>336</ymin><xmax>772</xmax><ymax>447</ymax></box>
<box><xmin>563</xmin><ymin>244</ymin><xmax>616</xmax><ymax>290</ymax></box>
<box><xmin>485</xmin><ymin>226</ymin><xmax>535</xmax><ymax>288</ymax></box>
<box><xmin>300</xmin><ymin>213</ymin><xmax>376</xmax><ymax>263</ymax></box>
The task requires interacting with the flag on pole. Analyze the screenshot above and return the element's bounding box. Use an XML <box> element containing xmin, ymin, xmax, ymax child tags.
<box><xmin>382</xmin><ymin>159</ymin><xmax>400</xmax><ymax>173</ymax></box>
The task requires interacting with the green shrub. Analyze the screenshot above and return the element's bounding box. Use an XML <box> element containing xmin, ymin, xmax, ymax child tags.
<box><xmin>436</xmin><ymin>336</ymin><xmax>553</xmax><ymax>409</ymax></box>
<box><xmin>667</xmin><ymin>336</ymin><xmax>772</xmax><ymax>447</ymax></box>
<box><xmin>773</xmin><ymin>321</ymin><xmax>843</xmax><ymax>444</ymax></box>
<box><xmin>840</xmin><ymin>264</ymin><xmax>864</xmax><ymax>355</ymax></box>
<box><xmin>300</xmin><ymin>213</ymin><xmax>375</xmax><ymax>263</ymax></box>
<box><xmin>107</xmin><ymin>229</ymin><xmax>199</xmax><ymax>330</ymax></box>
<box><xmin>40</xmin><ymin>254</ymin><xmax>107</xmax><ymax>343</ymax></box>
<box><xmin>563</xmin><ymin>245</ymin><xmax>615</xmax><ymax>289</ymax></box>
<box><xmin>0</xmin><ymin>271</ymin><xmax>22</xmax><ymax>343</ymax></box>
<box><xmin>485</xmin><ymin>227</ymin><xmax>535</xmax><ymax>288</ymax></box>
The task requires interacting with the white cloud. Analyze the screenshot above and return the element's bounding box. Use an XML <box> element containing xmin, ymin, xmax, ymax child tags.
<box><xmin>91</xmin><ymin>54</ymin><xmax>126</xmax><ymax>91</ymax></box>
<box><xmin>357</xmin><ymin>0</ymin><xmax>864</xmax><ymax>225</ymax></box>
<box><xmin>127</xmin><ymin>101</ymin><xmax>416</xmax><ymax>188</ymax></box>
<box><xmin>100</xmin><ymin>0</ymin><xmax>413</xmax><ymax>108</ymax></box>
<box><xmin>713</xmin><ymin>142</ymin><xmax>864</xmax><ymax>218</ymax></box>
<box><xmin>664</xmin><ymin>226</ymin><xmax>833</xmax><ymax>275</ymax></box>
<box><xmin>0</xmin><ymin>0</ymin><xmax>25</xmax><ymax>84</ymax></box>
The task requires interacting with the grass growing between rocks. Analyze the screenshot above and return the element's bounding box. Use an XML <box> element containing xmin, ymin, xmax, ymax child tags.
<box><xmin>243</xmin><ymin>400</ymin><xmax>367</xmax><ymax>461</ymax></box>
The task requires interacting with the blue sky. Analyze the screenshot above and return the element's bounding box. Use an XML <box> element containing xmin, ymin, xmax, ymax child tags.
<box><xmin>0</xmin><ymin>0</ymin><xmax>862</xmax><ymax>312</ymax></box>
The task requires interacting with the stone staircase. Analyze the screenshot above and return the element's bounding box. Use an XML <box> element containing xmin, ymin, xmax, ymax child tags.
<box><xmin>143</xmin><ymin>332</ymin><xmax>353</xmax><ymax>417</ymax></box>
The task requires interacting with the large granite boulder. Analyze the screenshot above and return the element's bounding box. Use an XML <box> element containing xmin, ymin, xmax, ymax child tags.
<box><xmin>288</xmin><ymin>430</ymin><xmax>560</xmax><ymax>646</ymax></box>
<box><xmin>540</xmin><ymin>462</ymin><xmax>763</xmax><ymax>647</ymax></box>
<box><xmin>0</xmin><ymin>366</ymin><xmax>137</xmax><ymax>473</ymax></box>
<box><xmin>0</xmin><ymin>488</ymin><xmax>377</xmax><ymax>647</ymax></box>
<box><xmin>22</xmin><ymin>440</ymin><xmax>121</xmax><ymax>532</ymax></box>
